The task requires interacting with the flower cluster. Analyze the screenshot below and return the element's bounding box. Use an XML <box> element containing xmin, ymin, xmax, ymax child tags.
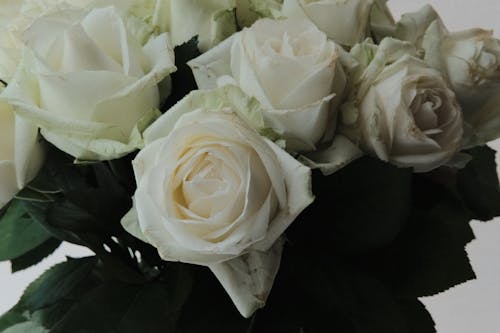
<box><xmin>1</xmin><ymin>0</ymin><xmax>500</xmax><ymax>320</ymax></box>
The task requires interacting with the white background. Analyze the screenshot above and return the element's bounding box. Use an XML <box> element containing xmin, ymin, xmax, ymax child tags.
<box><xmin>1</xmin><ymin>1</ymin><xmax>500</xmax><ymax>332</ymax></box>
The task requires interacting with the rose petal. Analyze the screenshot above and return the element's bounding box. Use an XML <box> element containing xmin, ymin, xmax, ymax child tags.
<box><xmin>208</xmin><ymin>238</ymin><xmax>284</xmax><ymax>318</ymax></box>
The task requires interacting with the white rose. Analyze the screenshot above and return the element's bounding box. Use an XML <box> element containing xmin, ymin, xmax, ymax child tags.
<box><xmin>189</xmin><ymin>17</ymin><xmax>347</xmax><ymax>152</ymax></box>
<box><xmin>343</xmin><ymin>49</ymin><xmax>463</xmax><ymax>172</ymax></box>
<box><xmin>0</xmin><ymin>101</ymin><xmax>44</xmax><ymax>208</ymax></box>
<box><xmin>0</xmin><ymin>0</ymin><xmax>93</xmax><ymax>81</ymax></box>
<box><xmin>121</xmin><ymin>85</ymin><xmax>313</xmax><ymax>317</ymax></box>
<box><xmin>280</xmin><ymin>0</ymin><xmax>374</xmax><ymax>47</ymax></box>
<box><xmin>1</xmin><ymin>6</ymin><xmax>176</xmax><ymax>161</ymax></box>
<box><xmin>423</xmin><ymin>21</ymin><xmax>500</xmax><ymax>145</ymax></box>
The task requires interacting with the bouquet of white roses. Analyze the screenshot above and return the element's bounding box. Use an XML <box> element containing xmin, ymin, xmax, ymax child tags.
<box><xmin>1</xmin><ymin>0</ymin><xmax>500</xmax><ymax>332</ymax></box>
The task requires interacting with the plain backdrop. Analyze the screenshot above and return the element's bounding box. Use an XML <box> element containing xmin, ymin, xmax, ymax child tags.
<box><xmin>1</xmin><ymin>1</ymin><xmax>500</xmax><ymax>332</ymax></box>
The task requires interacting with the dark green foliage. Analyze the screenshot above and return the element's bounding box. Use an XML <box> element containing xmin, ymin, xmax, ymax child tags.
<box><xmin>10</xmin><ymin>238</ymin><xmax>61</xmax><ymax>273</ymax></box>
<box><xmin>50</xmin><ymin>265</ymin><xmax>192</xmax><ymax>333</ymax></box>
<box><xmin>301</xmin><ymin>156</ymin><xmax>413</xmax><ymax>254</ymax></box>
<box><xmin>458</xmin><ymin>146</ymin><xmax>500</xmax><ymax>221</ymax></box>
<box><xmin>161</xmin><ymin>37</ymin><xmax>201</xmax><ymax>111</ymax></box>
<box><xmin>0</xmin><ymin>200</ymin><xmax>52</xmax><ymax>261</ymax></box>
<box><xmin>0</xmin><ymin>312</ymin><xmax>27</xmax><ymax>332</ymax></box>
<box><xmin>377</xmin><ymin>175</ymin><xmax>476</xmax><ymax>297</ymax></box>
<box><xmin>177</xmin><ymin>266</ymin><xmax>249</xmax><ymax>333</ymax></box>
<box><xmin>18</xmin><ymin>257</ymin><xmax>97</xmax><ymax>311</ymax></box>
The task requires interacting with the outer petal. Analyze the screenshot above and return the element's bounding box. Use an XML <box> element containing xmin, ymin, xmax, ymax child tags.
<box><xmin>281</xmin><ymin>0</ymin><xmax>309</xmax><ymax>21</ymax></box>
<box><xmin>168</xmin><ymin>0</ymin><xmax>237</xmax><ymax>51</ymax></box>
<box><xmin>230</xmin><ymin>33</ymin><xmax>274</xmax><ymax>108</ymax></box>
<box><xmin>370</xmin><ymin>0</ymin><xmax>396</xmax><ymax>41</ymax></box>
<box><xmin>144</xmin><ymin>85</ymin><xmax>266</xmax><ymax>143</ymax></box>
<box><xmin>355</xmin><ymin>38</ymin><xmax>417</xmax><ymax>100</ymax></box>
<box><xmin>188</xmin><ymin>33</ymin><xmax>236</xmax><ymax>90</ymax></box>
<box><xmin>39</xmin><ymin>108</ymin><xmax>159</xmax><ymax>161</ymax></box>
<box><xmin>252</xmin><ymin>138</ymin><xmax>313</xmax><ymax>251</ymax></box>
<box><xmin>393</xmin><ymin>4</ymin><xmax>443</xmax><ymax>46</ymax></box>
<box><xmin>0</xmin><ymin>100</ymin><xmax>43</xmax><ymax>208</ymax></box>
<box><xmin>0</xmin><ymin>161</ymin><xmax>17</xmax><ymax>209</ymax></box>
<box><xmin>299</xmin><ymin>134</ymin><xmax>363</xmax><ymax>176</ymax></box>
<box><xmin>14</xmin><ymin>115</ymin><xmax>44</xmax><ymax>188</ymax></box>
<box><xmin>464</xmin><ymin>91</ymin><xmax>500</xmax><ymax>146</ymax></box>
<box><xmin>265</xmin><ymin>94</ymin><xmax>334</xmax><ymax>151</ymax></box>
<box><xmin>121</xmin><ymin>200</ymin><xmax>149</xmax><ymax>244</ymax></box>
<box><xmin>209</xmin><ymin>238</ymin><xmax>284</xmax><ymax>318</ymax></box>
<box><xmin>282</xmin><ymin>0</ymin><xmax>374</xmax><ymax>46</ymax></box>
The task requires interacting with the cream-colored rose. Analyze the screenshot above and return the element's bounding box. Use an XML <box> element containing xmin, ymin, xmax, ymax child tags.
<box><xmin>0</xmin><ymin>0</ymin><xmax>94</xmax><ymax>81</ymax></box>
<box><xmin>1</xmin><ymin>6</ymin><xmax>176</xmax><ymax>161</ymax></box>
<box><xmin>121</xmin><ymin>85</ymin><xmax>313</xmax><ymax>317</ymax></box>
<box><xmin>189</xmin><ymin>17</ymin><xmax>346</xmax><ymax>152</ymax></box>
<box><xmin>0</xmin><ymin>101</ymin><xmax>43</xmax><ymax>208</ymax></box>
<box><xmin>341</xmin><ymin>39</ymin><xmax>463</xmax><ymax>172</ymax></box>
<box><xmin>423</xmin><ymin>22</ymin><xmax>500</xmax><ymax>145</ymax></box>
<box><xmin>280</xmin><ymin>0</ymin><xmax>374</xmax><ymax>47</ymax></box>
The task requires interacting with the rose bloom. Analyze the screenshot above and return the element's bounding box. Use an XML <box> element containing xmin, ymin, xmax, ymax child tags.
<box><xmin>0</xmin><ymin>101</ymin><xmax>43</xmax><ymax>208</ymax></box>
<box><xmin>423</xmin><ymin>21</ymin><xmax>500</xmax><ymax>144</ymax></box>
<box><xmin>353</xmin><ymin>54</ymin><xmax>463</xmax><ymax>172</ymax></box>
<box><xmin>280</xmin><ymin>0</ymin><xmax>374</xmax><ymax>46</ymax></box>
<box><xmin>1</xmin><ymin>5</ymin><xmax>175</xmax><ymax>160</ymax></box>
<box><xmin>122</xmin><ymin>86</ymin><xmax>313</xmax><ymax>317</ymax></box>
<box><xmin>0</xmin><ymin>0</ymin><xmax>93</xmax><ymax>81</ymax></box>
<box><xmin>189</xmin><ymin>17</ymin><xmax>346</xmax><ymax>152</ymax></box>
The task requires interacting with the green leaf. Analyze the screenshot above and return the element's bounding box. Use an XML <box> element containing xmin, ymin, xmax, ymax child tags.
<box><xmin>106</xmin><ymin>156</ymin><xmax>136</xmax><ymax>195</ymax></box>
<box><xmin>178</xmin><ymin>266</ymin><xmax>249</xmax><ymax>333</ymax></box>
<box><xmin>0</xmin><ymin>201</ymin><xmax>52</xmax><ymax>261</ymax></box>
<box><xmin>29</xmin><ymin>301</ymin><xmax>74</xmax><ymax>330</ymax></box>
<box><xmin>372</xmin><ymin>175</ymin><xmax>476</xmax><ymax>298</ymax></box>
<box><xmin>2</xmin><ymin>321</ymin><xmax>48</xmax><ymax>333</ymax></box>
<box><xmin>291</xmin><ymin>156</ymin><xmax>412</xmax><ymax>254</ymax></box>
<box><xmin>397</xmin><ymin>299</ymin><xmax>436</xmax><ymax>333</ymax></box>
<box><xmin>26</xmin><ymin>174</ymin><xmax>62</xmax><ymax>194</ymax></box>
<box><xmin>10</xmin><ymin>238</ymin><xmax>61</xmax><ymax>273</ymax></box>
<box><xmin>162</xmin><ymin>36</ymin><xmax>201</xmax><ymax>111</ymax></box>
<box><xmin>45</xmin><ymin>200</ymin><xmax>98</xmax><ymax>232</ymax></box>
<box><xmin>458</xmin><ymin>146</ymin><xmax>500</xmax><ymax>221</ymax></box>
<box><xmin>0</xmin><ymin>312</ymin><xmax>27</xmax><ymax>332</ymax></box>
<box><xmin>30</xmin><ymin>271</ymin><xmax>101</xmax><ymax>329</ymax></box>
<box><xmin>18</xmin><ymin>257</ymin><xmax>96</xmax><ymax>311</ymax></box>
<box><xmin>22</xmin><ymin>201</ymin><xmax>86</xmax><ymax>247</ymax></box>
<box><xmin>50</xmin><ymin>264</ymin><xmax>193</xmax><ymax>333</ymax></box>
<box><xmin>14</xmin><ymin>188</ymin><xmax>55</xmax><ymax>203</ymax></box>
<box><xmin>250</xmin><ymin>248</ymin><xmax>436</xmax><ymax>333</ymax></box>
<box><xmin>78</xmin><ymin>234</ymin><xmax>146</xmax><ymax>284</ymax></box>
